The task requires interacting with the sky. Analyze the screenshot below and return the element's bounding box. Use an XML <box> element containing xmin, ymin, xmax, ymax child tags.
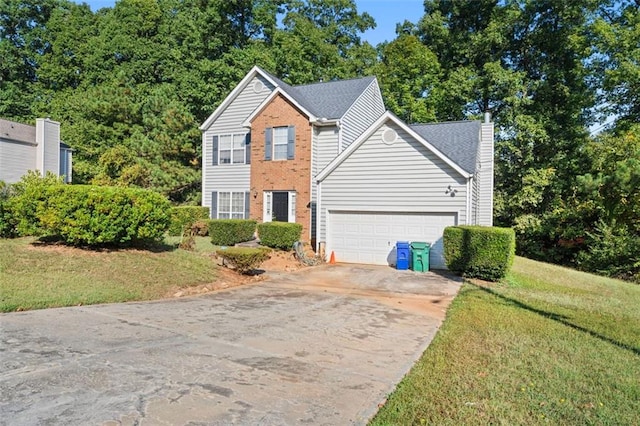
<box><xmin>71</xmin><ymin>0</ymin><xmax>426</xmax><ymax>46</ymax></box>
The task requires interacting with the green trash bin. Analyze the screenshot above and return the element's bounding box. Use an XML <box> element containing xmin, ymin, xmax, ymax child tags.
<box><xmin>410</xmin><ymin>242</ymin><xmax>431</xmax><ymax>272</ymax></box>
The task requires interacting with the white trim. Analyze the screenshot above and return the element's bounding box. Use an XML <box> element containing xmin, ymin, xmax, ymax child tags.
<box><xmin>316</xmin><ymin>181</ymin><xmax>322</xmax><ymax>251</ymax></box>
<box><xmin>466</xmin><ymin>177</ymin><xmax>472</xmax><ymax>225</ymax></box>
<box><xmin>288</xmin><ymin>192</ymin><xmax>297</xmax><ymax>222</ymax></box>
<box><xmin>217</xmin><ymin>132</ymin><xmax>248</xmax><ymax>165</ymax></box>
<box><xmin>241</xmin><ymin>87</ymin><xmax>317</xmax><ymax>127</ymax></box>
<box><xmin>263</xmin><ymin>191</ymin><xmax>272</xmax><ymax>222</ymax></box>
<box><xmin>201</xmin><ymin>132</ymin><xmax>207</xmax><ymax>208</ymax></box>
<box><xmin>317</xmin><ymin>111</ymin><xmax>472</xmax><ymax>182</ymax></box>
<box><xmin>200</xmin><ymin>66</ymin><xmax>280</xmax><ymax>131</ymax></box>
<box><xmin>217</xmin><ymin>191</ymin><xmax>246</xmax><ymax>219</ymax></box>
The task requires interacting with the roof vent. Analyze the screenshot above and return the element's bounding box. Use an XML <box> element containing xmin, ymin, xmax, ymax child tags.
<box><xmin>382</xmin><ymin>128</ymin><xmax>397</xmax><ymax>145</ymax></box>
<box><xmin>253</xmin><ymin>80</ymin><xmax>264</xmax><ymax>93</ymax></box>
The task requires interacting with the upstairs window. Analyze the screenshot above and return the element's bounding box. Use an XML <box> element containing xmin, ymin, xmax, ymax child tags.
<box><xmin>265</xmin><ymin>126</ymin><xmax>295</xmax><ymax>161</ymax></box>
<box><xmin>212</xmin><ymin>133</ymin><xmax>251</xmax><ymax>165</ymax></box>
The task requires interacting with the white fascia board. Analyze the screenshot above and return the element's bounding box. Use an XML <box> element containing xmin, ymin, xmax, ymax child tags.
<box><xmin>199</xmin><ymin>66</ymin><xmax>281</xmax><ymax>131</ymax></box>
<box><xmin>241</xmin><ymin>87</ymin><xmax>316</xmax><ymax>127</ymax></box>
<box><xmin>317</xmin><ymin>111</ymin><xmax>472</xmax><ymax>182</ymax></box>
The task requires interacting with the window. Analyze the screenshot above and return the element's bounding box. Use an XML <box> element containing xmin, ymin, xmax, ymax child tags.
<box><xmin>212</xmin><ymin>133</ymin><xmax>250</xmax><ymax>165</ymax></box>
<box><xmin>218</xmin><ymin>192</ymin><xmax>246</xmax><ymax>219</ymax></box>
<box><xmin>219</xmin><ymin>134</ymin><xmax>246</xmax><ymax>164</ymax></box>
<box><xmin>273</xmin><ymin>127</ymin><xmax>289</xmax><ymax>160</ymax></box>
<box><xmin>265</xmin><ymin>126</ymin><xmax>295</xmax><ymax>161</ymax></box>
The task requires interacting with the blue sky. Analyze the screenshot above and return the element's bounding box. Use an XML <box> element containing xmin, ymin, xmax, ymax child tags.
<box><xmin>72</xmin><ymin>0</ymin><xmax>425</xmax><ymax>46</ymax></box>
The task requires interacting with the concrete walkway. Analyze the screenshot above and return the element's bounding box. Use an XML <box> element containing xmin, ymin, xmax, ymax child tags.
<box><xmin>0</xmin><ymin>264</ymin><xmax>462</xmax><ymax>425</ymax></box>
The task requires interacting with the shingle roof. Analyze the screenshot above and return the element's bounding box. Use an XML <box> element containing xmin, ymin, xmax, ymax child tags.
<box><xmin>260</xmin><ymin>68</ymin><xmax>376</xmax><ymax>119</ymax></box>
<box><xmin>410</xmin><ymin>121</ymin><xmax>481</xmax><ymax>174</ymax></box>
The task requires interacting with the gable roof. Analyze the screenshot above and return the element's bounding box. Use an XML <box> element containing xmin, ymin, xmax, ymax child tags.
<box><xmin>200</xmin><ymin>66</ymin><xmax>282</xmax><ymax>131</ymax></box>
<box><xmin>267</xmin><ymin>73</ymin><xmax>377</xmax><ymax>120</ymax></box>
<box><xmin>318</xmin><ymin>111</ymin><xmax>474</xmax><ymax>182</ymax></box>
<box><xmin>410</xmin><ymin>121</ymin><xmax>481</xmax><ymax>174</ymax></box>
<box><xmin>201</xmin><ymin>66</ymin><xmax>379</xmax><ymax>131</ymax></box>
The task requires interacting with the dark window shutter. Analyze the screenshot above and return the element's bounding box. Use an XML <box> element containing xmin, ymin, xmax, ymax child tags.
<box><xmin>245</xmin><ymin>132</ymin><xmax>251</xmax><ymax>164</ymax></box>
<box><xmin>287</xmin><ymin>126</ymin><xmax>295</xmax><ymax>160</ymax></box>
<box><xmin>244</xmin><ymin>191</ymin><xmax>250</xmax><ymax>219</ymax></box>
<box><xmin>265</xmin><ymin>128</ymin><xmax>272</xmax><ymax>160</ymax></box>
<box><xmin>211</xmin><ymin>191</ymin><xmax>218</xmax><ymax>219</ymax></box>
<box><xmin>212</xmin><ymin>135</ymin><xmax>219</xmax><ymax>166</ymax></box>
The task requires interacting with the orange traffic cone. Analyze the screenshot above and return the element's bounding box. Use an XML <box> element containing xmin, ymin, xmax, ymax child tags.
<box><xmin>329</xmin><ymin>251</ymin><xmax>336</xmax><ymax>265</ymax></box>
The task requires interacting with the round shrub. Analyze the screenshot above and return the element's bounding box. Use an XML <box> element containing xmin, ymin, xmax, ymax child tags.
<box><xmin>216</xmin><ymin>247</ymin><xmax>271</xmax><ymax>274</ymax></box>
<box><xmin>257</xmin><ymin>222</ymin><xmax>302</xmax><ymax>250</ymax></box>
<box><xmin>33</xmin><ymin>185</ymin><xmax>170</xmax><ymax>246</ymax></box>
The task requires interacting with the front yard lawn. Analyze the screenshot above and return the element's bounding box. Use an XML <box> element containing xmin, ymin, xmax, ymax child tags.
<box><xmin>371</xmin><ymin>256</ymin><xmax>640</xmax><ymax>425</ymax></box>
<box><xmin>0</xmin><ymin>237</ymin><xmax>217</xmax><ymax>312</ymax></box>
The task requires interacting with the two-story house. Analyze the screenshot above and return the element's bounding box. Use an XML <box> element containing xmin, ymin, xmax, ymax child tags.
<box><xmin>201</xmin><ymin>66</ymin><xmax>493</xmax><ymax>269</ymax></box>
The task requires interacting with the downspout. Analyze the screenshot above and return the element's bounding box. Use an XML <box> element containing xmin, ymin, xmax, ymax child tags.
<box><xmin>316</xmin><ymin>181</ymin><xmax>322</xmax><ymax>253</ymax></box>
<box><xmin>310</xmin><ymin>124</ymin><xmax>315</xmax><ymax>243</ymax></box>
<box><xmin>336</xmin><ymin>120</ymin><xmax>342</xmax><ymax>154</ymax></box>
<box><xmin>466</xmin><ymin>177</ymin><xmax>472</xmax><ymax>225</ymax></box>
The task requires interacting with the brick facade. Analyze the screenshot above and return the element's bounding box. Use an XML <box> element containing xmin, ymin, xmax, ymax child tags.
<box><xmin>249</xmin><ymin>94</ymin><xmax>313</xmax><ymax>242</ymax></box>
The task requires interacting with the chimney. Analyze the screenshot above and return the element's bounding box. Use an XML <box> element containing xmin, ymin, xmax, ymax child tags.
<box><xmin>35</xmin><ymin>118</ymin><xmax>61</xmax><ymax>176</ymax></box>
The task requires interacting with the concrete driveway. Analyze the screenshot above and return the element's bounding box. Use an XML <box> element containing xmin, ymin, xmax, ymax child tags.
<box><xmin>0</xmin><ymin>264</ymin><xmax>462</xmax><ymax>425</ymax></box>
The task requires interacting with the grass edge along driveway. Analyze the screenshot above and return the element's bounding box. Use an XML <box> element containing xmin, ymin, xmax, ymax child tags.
<box><xmin>0</xmin><ymin>237</ymin><xmax>217</xmax><ymax>312</ymax></box>
<box><xmin>371</xmin><ymin>256</ymin><xmax>640</xmax><ymax>425</ymax></box>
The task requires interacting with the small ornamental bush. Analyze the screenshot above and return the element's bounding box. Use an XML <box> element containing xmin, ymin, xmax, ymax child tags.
<box><xmin>209</xmin><ymin>219</ymin><xmax>256</xmax><ymax>246</ymax></box>
<box><xmin>216</xmin><ymin>247</ymin><xmax>271</xmax><ymax>274</ymax></box>
<box><xmin>444</xmin><ymin>225</ymin><xmax>516</xmax><ymax>281</ymax></box>
<box><xmin>168</xmin><ymin>206</ymin><xmax>210</xmax><ymax>236</ymax></box>
<box><xmin>30</xmin><ymin>185</ymin><xmax>170</xmax><ymax>246</ymax></box>
<box><xmin>257</xmin><ymin>222</ymin><xmax>302</xmax><ymax>250</ymax></box>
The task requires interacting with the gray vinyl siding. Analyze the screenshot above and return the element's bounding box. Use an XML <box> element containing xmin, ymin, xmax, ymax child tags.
<box><xmin>339</xmin><ymin>79</ymin><xmax>385</xmax><ymax>151</ymax></box>
<box><xmin>319</xmin><ymin>122</ymin><xmax>469</xmax><ymax>242</ymax></box>
<box><xmin>201</xmin><ymin>75</ymin><xmax>275</xmax><ymax>211</ymax></box>
<box><xmin>312</xmin><ymin>125</ymin><xmax>340</xmax><ymax>197</ymax></box>
<box><xmin>0</xmin><ymin>139</ymin><xmax>37</xmax><ymax>183</ymax></box>
<box><xmin>311</xmin><ymin>125</ymin><xmax>340</xmax><ymax>236</ymax></box>
<box><xmin>476</xmin><ymin>122</ymin><xmax>494</xmax><ymax>226</ymax></box>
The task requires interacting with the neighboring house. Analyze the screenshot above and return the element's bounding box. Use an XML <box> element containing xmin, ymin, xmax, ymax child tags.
<box><xmin>0</xmin><ymin>118</ymin><xmax>72</xmax><ymax>184</ymax></box>
<box><xmin>201</xmin><ymin>66</ymin><xmax>493</xmax><ymax>269</ymax></box>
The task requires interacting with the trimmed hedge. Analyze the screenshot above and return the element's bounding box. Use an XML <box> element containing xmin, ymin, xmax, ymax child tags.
<box><xmin>443</xmin><ymin>225</ymin><xmax>516</xmax><ymax>281</ymax></box>
<box><xmin>209</xmin><ymin>219</ymin><xmax>256</xmax><ymax>246</ymax></box>
<box><xmin>216</xmin><ymin>247</ymin><xmax>271</xmax><ymax>274</ymax></box>
<box><xmin>257</xmin><ymin>222</ymin><xmax>302</xmax><ymax>250</ymax></box>
<box><xmin>168</xmin><ymin>206</ymin><xmax>210</xmax><ymax>236</ymax></box>
<box><xmin>23</xmin><ymin>185</ymin><xmax>170</xmax><ymax>246</ymax></box>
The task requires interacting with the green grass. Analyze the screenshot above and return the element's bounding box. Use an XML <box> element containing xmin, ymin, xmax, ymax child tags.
<box><xmin>371</xmin><ymin>256</ymin><xmax>640</xmax><ymax>425</ymax></box>
<box><xmin>0</xmin><ymin>237</ymin><xmax>218</xmax><ymax>312</ymax></box>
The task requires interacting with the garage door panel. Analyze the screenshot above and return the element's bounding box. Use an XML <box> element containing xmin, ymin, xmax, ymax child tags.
<box><xmin>328</xmin><ymin>211</ymin><xmax>457</xmax><ymax>269</ymax></box>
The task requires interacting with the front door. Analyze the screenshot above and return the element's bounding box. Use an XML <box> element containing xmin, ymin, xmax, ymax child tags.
<box><xmin>272</xmin><ymin>191</ymin><xmax>289</xmax><ymax>222</ymax></box>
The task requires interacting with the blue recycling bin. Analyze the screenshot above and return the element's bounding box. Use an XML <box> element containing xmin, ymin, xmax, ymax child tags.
<box><xmin>396</xmin><ymin>241</ymin><xmax>410</xmax><ymax>270</ymax></box>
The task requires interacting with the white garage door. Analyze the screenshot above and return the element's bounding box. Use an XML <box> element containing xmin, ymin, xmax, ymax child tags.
<box><xmin>327</xmin><ymin>211</ymin><xmax>457</xmax><ymax>269</ymax></box>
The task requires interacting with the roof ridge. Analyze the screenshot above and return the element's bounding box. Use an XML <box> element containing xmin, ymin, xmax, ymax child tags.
<box><xmin>411</xmin><ymin>120</ymin><xmax>481</xmax><ymax>126</ymax></box>
<box><xmin>292</xmin><ymin>75</ymin><xmax>375</xmax><ymax>89</ymax></box>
